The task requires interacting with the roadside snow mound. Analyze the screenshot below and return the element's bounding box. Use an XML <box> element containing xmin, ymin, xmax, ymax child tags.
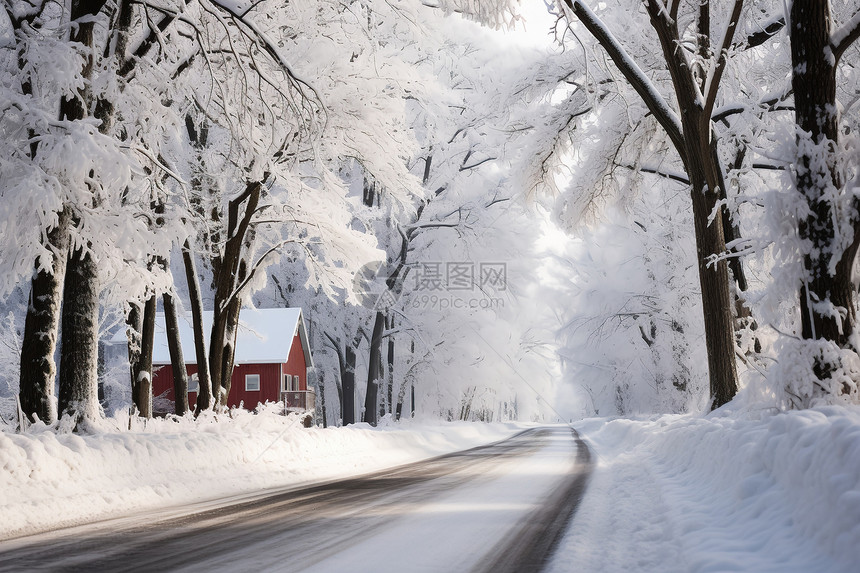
<box><xmin>551</xmin><ymin>406</ymin><xmax>860</xmax><ymax>573</ymax></box>
<box><xmin>0</xmin><ymin>407</ymin><xmax>521</xmax><ymax>540</ymax></box>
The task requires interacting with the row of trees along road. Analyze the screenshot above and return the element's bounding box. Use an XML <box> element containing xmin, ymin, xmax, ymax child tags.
<box><xmin>9</xmin><ymin>0</ymin><xmax>331</xmax><ymax>428</ymax></box>
<box><xmin>6</xmin><ymin>0</ymin><xmax>860</xmax><ymax>428</ymax></box>
<box><xmin>548</xmin><ymin>0</ymin><xmax>860</xmax><ymax>408</ymax></box>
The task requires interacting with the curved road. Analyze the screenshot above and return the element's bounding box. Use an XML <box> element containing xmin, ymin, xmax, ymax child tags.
<box><xmin>0</xmin><ymin>426</ymin><xmax>592</xmax><ymax>573</ymax></box>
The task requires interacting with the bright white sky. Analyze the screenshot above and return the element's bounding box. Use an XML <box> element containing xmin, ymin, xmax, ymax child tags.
<box><xmin>505</xmin><ymin>1</ymin><xmax>558</xmax><ymax>47</ymax></box>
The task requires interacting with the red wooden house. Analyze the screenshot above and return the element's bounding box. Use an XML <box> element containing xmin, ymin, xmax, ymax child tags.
<box><xmin>150</xmin><ymin>308</ymin><xmax>314</xmax><ymax>412</ymax></box>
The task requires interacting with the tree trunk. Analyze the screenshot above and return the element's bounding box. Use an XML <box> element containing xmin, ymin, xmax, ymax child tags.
<box><xmin>163</xmin><ymin>291</ymin><xmax>189</xmax><ymax>416</ymax></box>
<box><xmin>791</xmin><ymin>0</ymin><xmax>857</xmax><ymax>350</ymax></box>
<box><xmin>182</xmin><ymin>244</ymin><xmax>212</xmax><ymax>413</ymax></box>
<box><xmin>644</xmin><ymin>0</ymin><xmax>739</xmax><ymax>408</ymax></box>
<box><xmin>317</xmin><ymin>371</ymin><xmax>327</xmax><ymax>428</ymax></box>
<box><xmin>324</xmin><ymin>332</ymin><xmax>346</xmax><ymax>425</ymax></box>
<box><xmin>343</xmin><ymin>344</ymin><xmax>356</xmax><ymax>425</ymax></box>
<box><xmin>127</xmin><ymin>294</ymin><xmax>155</xmax><ymax>417</ymax></box>
<box><xmin>386</xmin><ymin>314</ymin><xmax>395</xmax><ymax>418</ymax></box>
<box><xmin>567</xmin><ymin>0</ymin><xmax>742</xmax><ymax>409</ymax></box>
<box><xmin>209</xmin><ymin>181</ymin><xmax>261</xmax><ymax>408</ymax></box>
<box><xmin>686</xmin><ymin>133</ymin><xmax>740</xmax><ymax>407</ymax></box>
<box><xmin>126</xmin><ymin>300</ymin><xmax>142</xmax><ymax>402</ymax></box>
<box><xmin>363</xmin><ymin>312</ymin><xmax>385</xmax><ymax>426</ymax></box>
<box><xmin>57</xmin><ymin>250</ymin><xmax>100</xmax><ymax>424</ymax></box>
<box><xmin>55</xmin><ymin>0</ymin><xmax>106</xmax><ymax>427</ymax></box>
<box><xmin>217</xmin><ymin>293</ymin><xmax>243</xmax><ymax>406</ymax></box>
<box><xmin>18</xmin><ymin>208</ymin><xmax>70</xmax><ymax>424</ymax></box>
<box><xmin>395</xmin><ymin>376</ymin><xmax>408</xmax><ymax>421</ymax></box>
<box><xmin>333</xmin><ymin>367</ymin><xmax>343</xmax><ymax>426</ymax></box>
<box><xmin>138</xmin><ymin>295</ymin><xmax>156</xmax><ymax>418</ymax></box>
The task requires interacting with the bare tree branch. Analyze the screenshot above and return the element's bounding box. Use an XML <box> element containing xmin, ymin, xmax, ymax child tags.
<box><xmin>739</xmin><ymin>16</ymin><xmax>784</xmax><ymax>49</ymax></box>
<box><xmin>703</xmin><ymin>0</ymin><xmax>744</xmax><ymax>120</ymax></box>
<box><xmin>832</xmin><ymin>10</ymin><xmax>860</xmax><ymax>64</ymax></box>
<box><xmin>561</xmin><ymin>0</ymin><xmax>686</xmax><ymax>161</ymax></box>
<box><xmin>618</xmin><ymin>163</ymin><xmax>690</xmax><ymax>184</ymax></box>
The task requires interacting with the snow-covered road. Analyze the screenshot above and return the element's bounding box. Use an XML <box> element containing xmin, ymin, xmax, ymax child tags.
<box><xmin>0</xmin><ymin>426</ymin><xmax>591</xmax><ymax>572</ymax></box>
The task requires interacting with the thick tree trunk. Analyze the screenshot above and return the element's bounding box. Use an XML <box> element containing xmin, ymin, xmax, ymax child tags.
<box><xmin>791</xmin><ymin>0</ymin><xmax>858</xmax><ymax>352</ymax></box>
<box><xmin>57</xmin><ymin>250</ymin><xmax>100</xmax><ymax>424</ymax></box>
<box><xmin>18</xmin><ymin>209</ymin><xmax>70</xmax><ymax>424</ymax></box>
<box><xmin>567</xmin><ymin>0</ymin><xmax>742</xmax><ymax>409</ymax></box>
<box><xmin>209</xmin><ymin>181</ymin><xmax>261</xmax><ymax>408</ymax></box>
<box><xmin>137</xmin><ymin>295</ymin><xmax>156</xmax><ymax>418</ymax></box>
<box><xmin>218</xmin><ymin>294</ymin><xmax>242</xmax><ymax>406</ymax></box>
<box><xmin>363</xmin><ymin>312</ymin><xmax>384</xmax><ymax>426</ymax></box>
<box><xmin>163</xmin><ymin>291</ymin><xmax>189</xmax><ymax>416</ymax></box>
<box><xmin>686</xmin><ymin>136</ymin><xmax>740</xmax><ymax>407</ymax></box>
<box><xmin>55</xmin><ymin>0</ymin><xmax>106</xmax><ymax>427</ymax></box>
<box><xmin>645</xmin><ymin>0</ymin><xmax>739</xmax><ymax>408</ymax></box>
<box><xmin>127</xmin><ymin>295</ymin><xmax>155</xmax><ymax>417</ymax></box>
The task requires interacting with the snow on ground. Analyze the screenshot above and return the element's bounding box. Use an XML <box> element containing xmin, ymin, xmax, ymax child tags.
<box><xmin>549</xmin><ymin>406</ymin><xmax>860</xmax><ymax>573</ymax></box>
<box><xmin>0</xmin><ymin>407</ymin><xmax>522</xmax><ymax>540</ymax></box>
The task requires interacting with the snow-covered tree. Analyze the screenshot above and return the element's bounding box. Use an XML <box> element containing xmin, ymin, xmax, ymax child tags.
<box><xmin>768</xmin><ymin>1</ymin><xmax>860</xmax><ymax>407</ymax></box>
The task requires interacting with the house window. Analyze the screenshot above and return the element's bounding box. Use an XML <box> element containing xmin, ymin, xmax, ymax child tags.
<box><xmin>245</xmin><ymin>374</ymin><xmax>260</xmax><ymax>391</ymax></box>
<box><xmin>284</xmin><ymin>375</ymin><xmax>299</xmax><ymax>391</ymax></box>
<box><xmin>188</xmin><ymin>374</ymin><xmax>199</xmax><ymax>393</ymax></box>
<box><xmin>293</xmin><ymin>375</ymin><xmax>301</xmax><ymax>391</ymax></box>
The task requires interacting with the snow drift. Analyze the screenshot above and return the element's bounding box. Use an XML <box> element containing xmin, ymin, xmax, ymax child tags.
<box><xmin>0</xmin><ymin>408</ymin><xmax>520</xmax><ymax>540</ymax></box>
<box><xmin>551</xmin><ymin>406</ymin><xmax>860</xmax><ymax>573</ymax></box>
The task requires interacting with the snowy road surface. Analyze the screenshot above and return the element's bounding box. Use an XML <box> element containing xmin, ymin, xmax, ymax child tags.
<box><xmin>0</xmin><ymin>426</ymin><xmax>591</xmax><ymax>573</ymax></box>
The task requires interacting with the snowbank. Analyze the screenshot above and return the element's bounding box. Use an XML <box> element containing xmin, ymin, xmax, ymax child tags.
<box><xmin>550</xmin><ymin>406</ymin><xmax>860</xmax><ymax>573</ymax></box>
<box><xmin>0</xmin><ymin>408</ymin><xmax>521</xmax><ymax>540</ymax></box>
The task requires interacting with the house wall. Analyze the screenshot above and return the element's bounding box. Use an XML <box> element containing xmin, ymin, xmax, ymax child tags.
<box><xmin>152</xmin><ymin>363</ymin><xmax>283</xmax><ymax>410</ymax></box>
<box><xmin>283</xmin><ymin>332</ymin><xmax>308</xmax><ymax>391</ymax></box>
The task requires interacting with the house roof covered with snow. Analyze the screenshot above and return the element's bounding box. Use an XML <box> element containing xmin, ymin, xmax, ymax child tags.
<box><xmin>143</xmin><ymin>308</ymin><xmax>312</xmax><ymax>366</ymax></box>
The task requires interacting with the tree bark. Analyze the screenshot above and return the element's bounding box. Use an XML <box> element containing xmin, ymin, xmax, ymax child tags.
<box><xmin>138</xmin><ymin>295</ymin><xmax>156</xmax><ymax>418</ymax></box>
<box><xmin>55</xmin><ymin>0</ymin><xmax>108</xmax><ymax>427</ymax></box>
<box><xmin>343</xmin><ymin>344</ymin><xmax>356</xmax><ymax>425</ymax></box>
<box><xmin>58</xmin><ymin>250</ymin><xmax>100</xmax><ymax>423</ymax></box>
<box><xmin>209</xmin><ymin>180</ymin><xmax>261</xmax><ymax>408</ymax></box>
<box><xmin>218</xmin><ymin>288</ymin><xmax>243</xmax><ymax>406</ymax></box>
<box><xmin>163</xmin><ymin>291</ymin><xmax>189</xmax><ymax>416</ymax></box>
<box><xmin>640</xmin><ymin>0</ymin><xmax>740</xmax><ymax>407</ymax></box>
<box><xmin>386</xmin><ymin>314</ymin><xmax>395</xmax><ymax>417</ymax></box>
<box><xmin>363</xmin><ymin>312</ymin><xmax>385</xmax><ymax>425</ymax></box>
<box><xmin>127</xmin><ymin>294</ymin><xmax>155</xmax><ymax>417</ymax></box>
<box><xmin>685</xmin><ymin>131</ymin><xmax>740</xmax><ymax>407</ymax></box>
<box><xmin>126</xmin><ymin>300</ymin><xmax>142</xmax><ymax>403</ymax></box>
<box><xmin>182</xmin><ymin>243</ymin><xmax>213</xmax><ymax>414</ymax></box>
<box><xmin>317</xmin><ymin>371</ymin><xmax>327</xmax><ymax>428</ymax></box>
<box><xmin>791</xmin><ymin>0</ymin><xmax>858</xmax><ymax>353</ymax></box>
<box><xmin>18</xmin><ymin>208</ymin><xmax>70</xmax><ymax>424</ymax></box>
